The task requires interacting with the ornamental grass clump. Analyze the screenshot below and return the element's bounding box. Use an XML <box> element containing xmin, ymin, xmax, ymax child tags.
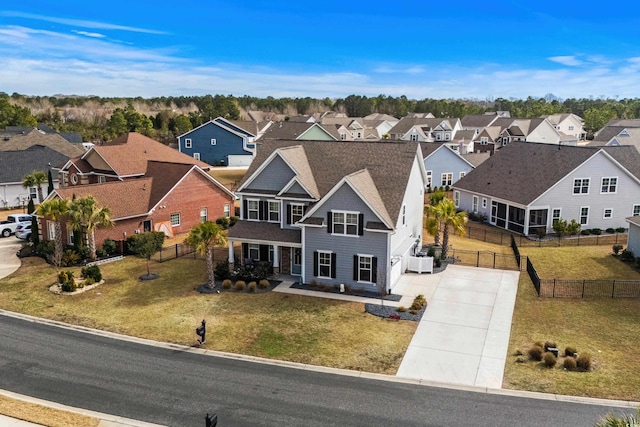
<box><xmin>235</xmin><ymin>280</ymin><xmax>246</xmax><ymax>291</ymax></box>
<box><xmin>576</xmin><ymin>353</ymin><xmax>592</xmax><ymax>372</ymax></box>
<box><xmin>543</xmin><ymin>352</ymin><xmax>557</xmax><ymax>368</ymax></box>
<box><xmin>528</xmin><ymin>345</ymin><xmax>544</xmax><ymax>361</ymax></box>
<box><xmin>258</xmin><ymin>279</ymin><xmax>270</xmax><ymax>289</ymax></box>
<box><xmin>248</xmin><ymin>281</ymin><xmax>257</xmax><ymax>292</ymax></box>
<box><xmin>563</xmin><ymin>356</ymin><xmax>577</xmax><ymax>371</ymax></box>
<box><xmin>222</xmin><ymin>279</ymin><xmax>232</xmax><ymax>289</ymax></box>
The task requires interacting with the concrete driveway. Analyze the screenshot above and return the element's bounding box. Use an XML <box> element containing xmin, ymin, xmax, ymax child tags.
<box><xmin>0</xmin><ymin>236</ymin><xmax>23</xmax><ymax>279</ymax></box>
<box><xmin>395</xmin><ymin>265</ymin><xmax>520</xmax><ymax>388</ymax></box>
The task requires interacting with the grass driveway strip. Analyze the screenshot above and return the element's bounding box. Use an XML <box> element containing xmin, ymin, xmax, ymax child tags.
<box><xmin>0</xmin><ymin>256</ymin><xmax>415</xmax><ymax>375</ymax></box>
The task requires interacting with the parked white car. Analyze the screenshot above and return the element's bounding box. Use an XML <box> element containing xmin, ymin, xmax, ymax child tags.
<box><xmin>1</xmin><ymin>214</ymin><xmax>32</xmax><ymax>237</ymax></box>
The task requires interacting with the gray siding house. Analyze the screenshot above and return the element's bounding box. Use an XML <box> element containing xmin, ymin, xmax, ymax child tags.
<box><xmin>228</xmin><ymin>140</ymin><xmax>428</xmax><ymax>293</ymax></box>
<box><xmin>420</xmin><ymin>143</ymin><xmax>476</xmax><ymax>189</ymax></box>
<box><xmin>453</xmin><ymin>142</ymin><xmax>640</xmax><ymax>236</ymax></box>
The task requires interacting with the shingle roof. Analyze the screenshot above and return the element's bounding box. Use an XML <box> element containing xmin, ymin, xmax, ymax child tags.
<box><xmin>227</xmin><ymin>220</ymin><xmax>301</xmax><ymax>243</ymax></box>
<box><xmin>454</xmin><ymin>142</ymin><xmax>640</xmax><ymax>205</ymax></box>
<box><xmin>460</xmin><ymin>115</ymin><xmax>499</xmax><ymax>129</ymax></box>
<box><xmin>91</xmin><ymin>132</ymin><xmax>210</xmax><ymax>176</ymax></box>
<box><xmin>0</xmin><ymin>130</ymin><xmax>85</xmax><ymax>158</ymax></box>
<box><xmin>389</xmin><ymin>118</ymin><xmax>455</xmax><ymax>136</ymax></box>
<box><xmin>461</xmin><ymin>152</ymin><xmax>490</xmax><ymax>167</ymax></box>
<box><xmin>0</xmin><ymin>146</ymin><xmax>69</xmax><ymax>183</ymax></box>
<box><xmin>241</xmin><ymin>140</ymin><xmax>422</xmax><ymax>226</ymax></box>
<box><xmin>605</xmin><ymin>119</ymin><xmax>640</xmax><ymax>128</ymax></box>
<box><xmin>593</xmin><ymin>126</ymin><xmax>626</xmax><ymax>142</ymax></box>
<box><xmin>258</xmin><ymin>122</ymin><xmax>316</xmax><ymax>140</ymax></box>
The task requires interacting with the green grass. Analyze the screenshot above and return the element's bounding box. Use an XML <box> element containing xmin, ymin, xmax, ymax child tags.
<box><xmin>0</xmin><ymin>255</ymin><xmax>415</xmax><ymax>374</ymax></box>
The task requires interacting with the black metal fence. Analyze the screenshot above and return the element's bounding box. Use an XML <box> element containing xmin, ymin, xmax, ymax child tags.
<box><xmin>449</xmin><ymin>248</ymin><xmax>523</xmax><ymax>271</ymax></box>
<box><xmin>511</xmin><ymin>235</ymin><xmax>640</xmax><ymax>298</ymax></box>
<box><xmin>460</xmin><ymin>225</ymin><xmax>627</xmax><ymax>248</ymax></box>
<box><xmin>152</xmin><ymin>243</ymin><xmax>198</xmax><ymax>262</ymax></box>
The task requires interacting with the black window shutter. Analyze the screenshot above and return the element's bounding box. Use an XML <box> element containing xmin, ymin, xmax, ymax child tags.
<box><xmin>242</xmin><ymin>243</ymin><xmax>248</xmax><ymax>260</ymax></box>
<box><xmin>331</xmin><ymin>253</ymin><xmax>337</xmax><ymax>278</ymax></box>
<box><xmin>259</xmin><ymin>201</ymin><xmax>265</xmax><ymax>220</ymax></box>
<box><xmin>313</xmin><ymin>251</ymin><xmax>318</xmax><ymax>276</ymax></box>
<box><xmin>303</xmin><ymin>205</ymin><xmax>307</xmax><ymax>215</ymax></box>
<box><xmin>243</xmin><ymin>200</ymin><xmax>247</xmax><ymax>220</ymax></box>
<box><xmin>286</xmin><ymin>205</ymin><xmax>292</xmax><ymax>224</ymax></box>
<box><xmin>358</xmin><ymin>214</ymin><xmax>364</xmax><ymax>235</ymax></box>
<box><xmin>353</xmin><ymin>255</ymin><xmax>358</xmax><ymax>281</ymax></box>
<box><xmin>372</xmin><ymin>257</ymin><xmax>378</xmax><ymax>283</ymax></box>
<box><xmin>327</xmin><ymin>212</ymin><xmax>332</xmax><ymax>233</ymax></box>
<box><xmin>259</xmin><ymin>245</ymin><xmax>269</xmax><ymax>261</ymax></box>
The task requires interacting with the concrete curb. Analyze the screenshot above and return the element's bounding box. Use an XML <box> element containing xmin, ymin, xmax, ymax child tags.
<box><xmin>2</xmin><ymin>309</ymin><xmax>639</xmax><ymax>410</ymax></box>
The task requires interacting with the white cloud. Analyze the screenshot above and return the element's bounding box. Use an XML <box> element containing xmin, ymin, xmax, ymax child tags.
<box><xmin>72</xmin><ymin>30</ymin><xmax>106</xmax><ymax>39</ymax></box>
<box><xmin>548</xmin><ymin>55</ymin><xmax>583</xmax><ymax>66</ymax></box>
<box><xmin>0</xmin><ymin>11</ymin><xmax>167</xmax><ymax>35</ymax></box>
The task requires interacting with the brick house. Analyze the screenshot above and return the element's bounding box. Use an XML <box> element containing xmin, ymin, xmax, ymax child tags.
<box><xmin>42</xmin><ymin>161</ymin><xmax>235</xmax><ymax>249</ymax></box>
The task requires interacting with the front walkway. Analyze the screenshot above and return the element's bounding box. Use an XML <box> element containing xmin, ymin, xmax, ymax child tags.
<box><xmin>273</xmin><ymin>265</ymin><xmax>519</xmax><ymax>389</ymax></box>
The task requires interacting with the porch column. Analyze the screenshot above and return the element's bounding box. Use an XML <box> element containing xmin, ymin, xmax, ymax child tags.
<box><xmin>228</xmin><ymin>240</ymin><xmax>235</xmax><ymax>264</ymax></box>
<box><xmin>273</xmin><ymin>245</ymin><xmax>279</xmax><ymax>269</ymax></box>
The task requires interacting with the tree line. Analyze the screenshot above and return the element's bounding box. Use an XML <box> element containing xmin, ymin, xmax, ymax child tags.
<box><xmin>4</xmin><ymin>91</ymin><xmax>640</xmax><ymax>142</ymax></box>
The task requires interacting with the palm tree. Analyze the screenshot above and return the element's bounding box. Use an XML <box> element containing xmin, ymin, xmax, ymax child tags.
<box><xmin>436</xmin><ymin>198</ymin><xmax>468</xmax><ymax>260</ymax></box>
<box><xmin>36</xmin><ymin>198</ymin><xmax>69</xmax><ymax>269</ymax></box>
<box><xmin>22</xmin><ymin>171</ymin><xmax>48</xmax><ymax>203</ymax></box>
<box><xmin>185</xmin><ymin>221</ymin><xmax>227</xmax><ymax>289</ymax></box>
<box><xmin>69</xmin><ymin>196</ymin><xmax>114</xmax><ymax>260</ymax></box>
<box><xmin>424</xmin><ymin>189</ymin><xmax>447</xmax><ymax>246</ymax></box>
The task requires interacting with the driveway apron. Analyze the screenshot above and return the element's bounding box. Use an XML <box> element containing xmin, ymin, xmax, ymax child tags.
<box><xmin>396</xmin><ymin>265</ymin><xmax>519</xmax><ymax>388</ymax></box>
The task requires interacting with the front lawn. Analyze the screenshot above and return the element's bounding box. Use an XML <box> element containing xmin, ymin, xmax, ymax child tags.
<box><xmin>0</xmin><ymin>256</ymin><xmax>415</xmax><ymax>375</ymax></box>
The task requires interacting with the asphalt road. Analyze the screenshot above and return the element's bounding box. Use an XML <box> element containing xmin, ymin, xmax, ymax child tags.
<box><xmin>0</xmin><ymin>314</ymin><xmax>634</xmax><ymax>426</ymax></box>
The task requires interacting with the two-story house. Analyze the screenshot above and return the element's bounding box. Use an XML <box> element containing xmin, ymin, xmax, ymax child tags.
<box><xmin>420</xmin><ymin>143</ymin><xmax>476</xmax><ymax>189</ymax></box>
<box><xmin>227</xmin><ymin>140</ymin><xmax>429</xmax><ymax>293</ymax></box>
<box><xmin>178</xmin><ymin>117</ymin><xmax>257</xmax><ymax>167</ymax></box>
<box><xmin>453</xmin><ymin>142</ymin><xmax>640</xmax><ymax>235</ymax></box>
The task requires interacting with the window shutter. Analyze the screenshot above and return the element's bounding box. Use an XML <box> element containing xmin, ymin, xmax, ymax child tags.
<box><xmin>353</xmin><ymin>255</ymin><xmax>358</xmax><ymax>281</ymax></box>
<box><xmin>327</xmin><ymin>212</ymin><xmax>332</xmax><ymax>233</ymax></box>
<box><xmin>259</xmin><ymin>245</ymin><xmax>269</xmax><ymax>262</ymax></box>
<box><xmin>259</xmin><ymin>201</ymin><xmax>265</xmax><ymax>220</ymax></box>
<box><xmin>331</xmin><ymin>253</ymin><xmax>337</xmax><ymax>278</ymax></box>
<box><xmin>242</xmin><ymin>243</ymin><xmax>248</xmax><ymax>260</ymax></box>
<box><xmin>242</xmin><ymin>200</ymin><xmax>247</xmax><ymax>220</ymax></box>
<box><xmin>303</xmin><ymin>205</ymin><xmax>307</xmax><ymax>215</ymax></box>
<box><xmin>313</xmin><ymin>251</ymin><xmax>318</xmax><ymax>276</ymax></box>
<box><xmin>286</xmin><ymin>205</ymin><xmax>292</xmax><ymax>224</ymax></box>
<box><xmin>372</xmin><ymin>257</ymin><xmax>378</xmax><ymax>283</ymax></box>
<box><xmin>358</xmin><ymin>214</ymin><xmax>364</xmax><ymax>235</ymax></box>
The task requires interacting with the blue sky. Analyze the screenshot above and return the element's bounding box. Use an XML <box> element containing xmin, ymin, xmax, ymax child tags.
<box><xmin>1</xmin><ymin>1</ymin><xmax>639</xmax><ymax>99</ymax></box>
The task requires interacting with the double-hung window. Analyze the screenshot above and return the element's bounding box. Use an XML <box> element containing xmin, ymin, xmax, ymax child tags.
<box><xmin>318</xmin><ymin>251</ymin><xmax>332</xmax><ymax>278</ymax></box>
<box><xmin>634</xmin><ymin>205</ymin><xmax>640</xmax><ymax>216</ymax></box>
<box><xmin>290</xmin><ymin>204</ymin><xmax>304</xmax><ymax>224</ymax></box>
<box><xmin>200</xmin><ymin>208</ymin><xmax>208</xmax><ymax>222</ymax></box>
<box><xmin>184</xmin><ymin>139</ymin><xmax>192</xmax><ymax>148</ymax></box>
<box><xmin>357</xmin><ymin>255</ymin><xmax>374</xmax><ymax>283</ymax></box>
<box><xmin>332</xmin><ymin>211</ymin><xmax>358</xmax><ymax>235</ymax></box>
<box><xmin>248</xmin><ymin>244</ymin><xmax>260</xmax><ymax>260</ymax></box>
<box><xmin>268</xmin><ymin>201</ymin><xmax>280</xmax><ymax>222</ymax></box>
<box><xmin>472</xmin><ymin>196</ymin><xmax>478</xmax><ymax>213</ymax></box>
<box><xmin>441</xmin><ymin>173</ymin><xmax>452</xmax><ymax>186</ymax></box>
<box><xmin>603</xmin><ymin>208</ymin><xmax>613</xmax><ymax>219</ymax></box>
<box><xmin>573</xmin><ymin>178</ymin><xmax>589</xmax><ymax>194</ymax></box>
<box><xmin>580</xmin><ymin>207</ymin><xmax>589</xmax><ymax>225</ymax></box>
<box><xmin>601</xmin><ymin>177</ymin><xmax>617</xmax><ymax>193</ymax></box>
<box><xmin>223</xmin><ymin>204</ymin><xmax>231</xmax><ymax>218</ymax></box>
<box><xmin>247</xmin><ymin>199</ymin><xmax>259</xmax><ymax>220</ymax></box>
<box><xmin>552</xmin><ymin>208</ymin><xmax>561</xmax><ymax>225</ymax></box>
<box><xmin>426</xmin><ymin>170</ymin><xmax>432</xmax><ymax>187</ymax></box>
<box><xmin>210</xmin><ymin>138</ymin><xmax>216</xmax><ymax>145</ymax></box>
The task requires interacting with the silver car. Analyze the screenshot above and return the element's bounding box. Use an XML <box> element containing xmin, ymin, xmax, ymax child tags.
<box><xmin>15</xmin><ymin>223</ymin><xmax>31</xmax><ymax>240</ymax></box>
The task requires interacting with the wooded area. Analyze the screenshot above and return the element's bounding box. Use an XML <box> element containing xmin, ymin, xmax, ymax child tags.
<box><xmin>2</xmin><ymin>91</ymin><xmax>639</xmax><ymax>143</ymax></box>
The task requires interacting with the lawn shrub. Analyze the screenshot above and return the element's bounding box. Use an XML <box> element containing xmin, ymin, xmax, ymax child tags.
<box><xmin>83</xmin><ymin>278</ymin><xmax>95</xmax><ymax>287</ymax></box>
<box><xmin>427</xmin><ymin>246</ymin><xmax>436</xmax><ymax>257</ymax></box>
<box><xmin>214</xmin><ymin>260</ymin><xmax>230</xmax><ymax>280</ymax></box>
<box><xmin>248</xmin><ymin>281</ymin><xmax>257</xmax><ymax>292</ymax></box>
<box><xmin>591</xmin><ymin>228</ymin><xmax>602</xmax><ymax>235</ymax></box>
<box><xmin>528</xmin><ymin>345</ymin><xmax>544</xmax><ymax>361</ymax></box>
<box><xmin>581</xmin><ymin>229</ymin><xmax>591</xmax><ymax>235</ymax></box>
<box><xmin>605</xmin><ymin>228</ymin><xmax>615</xmax><ymax>234</ymax></box>
<box><xmin>95</xmin><ymin>248</ymin><xmax>107</xmax><ymax>258</ymax></box>
<box><xmin>235</xmin><ymin>280</ymin><xmax>246</xmax><ymax>291</ymax></box>
<box><xmin>62</xmin><ymin>249</ymin><xmax>80</xmax><ymax>267</ymax></box>
<box><xmin>58</xmin><ymin>270</ymin><xmax>70</xmax><ymax>284</ymax></box>
<box><xmin>563</xmin><ymin>356</ymin><xmax>577</xmax><ymax>371</ymax></box>
<box><xmin>81</xmin><ymin>265</ymin><xmax>102</xmax><ymax>282</ymax></box>
<box><xmin>616</xmin><ymin>227</ymin><xmax>626</xmax><ymax>233</ymax></box>
<box><xmin>576</xmin><ymin>353</ymin><xmax>592</xmax><ymax>371</ymax></box>
<box><xmin>612</xmin><ymin>245</ymin><xmax>623</xmax><ymax>255</ymax></box>
<box><xmin>215</xmin><ymin>216</ymin><xmax>230</xmax><ymax>229</ymax></box>
<box><xmin>543</xmin><ymin>352</ymin><xmax>557</xmax><ymax>367</ymax></box>
<box><xmin>258</xmin><ymin>279</ymin><xmax>270</xmax><ymax>289</ymax></box>
<box><xmin>621</xmin><ymin>249</ymin><xmax>635</xmax><ymax>262</ymax></box>
<box><xmin>564</xmin><ymin>346</ymin><xmax>577</xmax><ymax>357</ymax></box>
<box><xmin>61</xmin><ymin>280</ymin><xmax>77</xmax><ymax>292</ymax></box>
<box><xmin>102</xmin><ymin>238</ymin><xmax>117</xmax><ymax>255</ymax></box>
<box><xmin>396</xmin><ymin>306</ymin><xmax>407</xmax><ymax>312</ymax></box>
<box><xmin>222</xmin><ymin>279</ymin><xmax>232</xmax><ymax>289</ymax></box>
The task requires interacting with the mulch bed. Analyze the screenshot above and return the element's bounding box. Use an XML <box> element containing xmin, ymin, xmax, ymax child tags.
<box><xmin>196</xmin><ymin>279</ymin><xmax>281</xmax><ymax>294</ymax></box>
<box><xmin>364</xmin><ymin>303</ymin><xmax>426</xmax><ymax>322</ymax></box>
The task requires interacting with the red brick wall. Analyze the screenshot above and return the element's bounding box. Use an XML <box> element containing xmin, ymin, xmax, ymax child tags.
<box><xmin>41</xmin><ymin>171</ymin><xmax>234</xmax><ymax>249</ymax></box>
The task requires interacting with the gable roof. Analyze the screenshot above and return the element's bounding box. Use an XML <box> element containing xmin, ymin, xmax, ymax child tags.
<box><xmin>50</xmin><ymin>161</ymin><xmax>231</xmax><ymax>219</ymax></box>
<box><xmin>593</xmin><ymin>126</ymin><xmax>626</xmax><ymax>143</ymax></box>
<box><xmin>454</xmin><ymin>142</ymin><xmax>640</xmax><ymax>205</ymax></box>
<box><xmin>0</xmin><ymin>129</ymin><xmax>85</xmax><ymax>158</ymax></box>
<box><xmin>88</xmin><ymin>132</ymin><xmax>210</xmax><ymax>177</ymax></box>
<box><xmin>461</xmin><ymin>114</ymin><xmax>500</xmax><ymax>129</ymax></box>
<box><xmin>0</xmin><ymin>146</ymin><xmax>68</xmax><ymax>183</ymax></box>
<box><xmin>240</xmin><ymin>140</ymin><xmax>424</xmax><ymax>225</ymax></box>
